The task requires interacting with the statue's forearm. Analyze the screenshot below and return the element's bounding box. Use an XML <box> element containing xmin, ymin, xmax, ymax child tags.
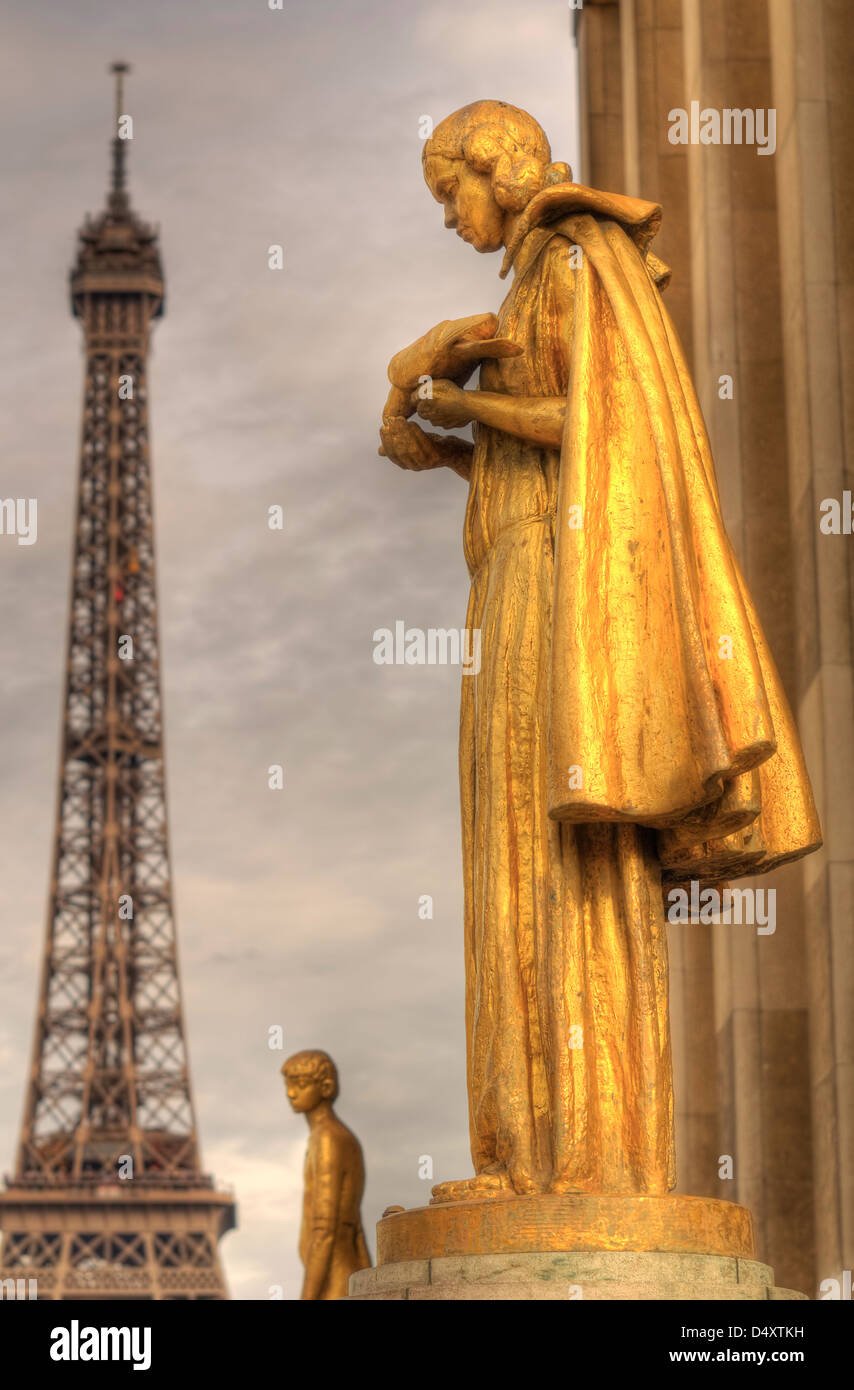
<box><xmin>465</xmin><ymin>391</ymin><xmax>566</xmax><ymax>449</ymax></box>
<box><xmin>435</xmin><ymin>434</ymin><xmax>474</xmax><ymax>480</ymax></box>
<box><xmin>300</xmin><ymin>1228</ymin><xmax>335</xmax><ymax>1300</ymax></box>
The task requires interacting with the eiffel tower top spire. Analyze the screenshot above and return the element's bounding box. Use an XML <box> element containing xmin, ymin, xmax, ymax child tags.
<box><xmin>70</xmin><ymin>63</ymin><xmax>164</xmax><ymax>322</ymax></box>
<box><xmin>109</xmin><ymin>61</ymin><xmax>131</xmax><ymax>213</ymax></box>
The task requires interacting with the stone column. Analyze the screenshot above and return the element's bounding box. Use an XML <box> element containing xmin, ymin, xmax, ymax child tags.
<box><xmin>578</xmin><ymin>0</ymin><xmax>624</xmax><ymax>193</ymax></box>
<box><xmin>680</xmin><ymin>0</ymin><xmax>815</xmax><ymax>1299</ymax></box>
<box><xmin>767</xmin><ymin>0</ymin><xmax>854</xmax><ymax>1298</ymax></box>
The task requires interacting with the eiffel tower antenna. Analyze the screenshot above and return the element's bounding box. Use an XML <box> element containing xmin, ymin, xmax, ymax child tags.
<box><xmin>110</xmin><ymin>61</ymin><xmax>131</xmax><ymax>205</ymax></box>
<box><xmin>0</xmin><ymin>68</ymin><xmax>235</xmax><ymax>1301</ymax></box>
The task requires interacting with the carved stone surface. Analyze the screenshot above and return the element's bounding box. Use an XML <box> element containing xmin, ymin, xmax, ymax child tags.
<box><xmin>349</xmin><ymin>1251</ymin><xmax>808</xmax><ymax>1301</ymax></box>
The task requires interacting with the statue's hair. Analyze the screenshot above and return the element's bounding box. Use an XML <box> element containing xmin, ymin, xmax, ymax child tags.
<box><xmin>423</xmin><ymin>100</ymin><xmax>573</xmax><ymax>213</ymax></box>
<box><xmin>282</xmin><ymin>1049</ymin><xmax>339</xmax><ymax>1101</ymax></box>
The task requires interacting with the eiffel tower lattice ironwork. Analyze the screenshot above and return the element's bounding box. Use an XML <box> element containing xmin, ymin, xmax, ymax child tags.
<box><xmin>0</xmin><ymin>65</ymin><xmax>235</xmax><ymax>1301</ymax></box>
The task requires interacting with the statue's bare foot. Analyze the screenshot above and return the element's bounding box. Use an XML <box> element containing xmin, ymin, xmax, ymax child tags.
<box><xmin>430</xmin><ymin>1170</ymin><xmax>514</xmax><ymax>1204</ymax></box>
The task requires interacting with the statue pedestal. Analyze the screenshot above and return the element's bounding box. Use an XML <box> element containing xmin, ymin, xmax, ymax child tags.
<box><xmin>348</xmin><ymin>1194</ymin><xmax>808</xmax><ymax>1301</ymax></box>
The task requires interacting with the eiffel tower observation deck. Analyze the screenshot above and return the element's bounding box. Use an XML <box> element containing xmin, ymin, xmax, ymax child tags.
<box><xmin>0</xmin><ymin>65</ymin><xmax>235</xmax><ymax>1301</ymax></box>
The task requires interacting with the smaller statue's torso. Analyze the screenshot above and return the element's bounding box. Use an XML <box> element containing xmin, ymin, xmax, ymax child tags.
<box><xmin>299</xmin><ymin>1116</ymin><xmax>367</xmax><ymax>1296</ymax></box>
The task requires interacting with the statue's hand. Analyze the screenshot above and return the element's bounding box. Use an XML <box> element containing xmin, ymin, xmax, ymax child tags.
<box><xmin>442</xmin><ymin>336</ymin><xmax>523</xmax><ymax>384</ymax></box>
<box><xmin>378</xmin><ymin>417</ymin><xmax>449</xmax><ymax>471</ymax></box>
<box><xmin>411</xmin><ymin>380</ymin><xmax>474</xmax><ymax>430</ymax></box>
<box><xmin>388</xmin><ymin>314</ymin><xmax>522</xmax><ymax>391</ymax></box>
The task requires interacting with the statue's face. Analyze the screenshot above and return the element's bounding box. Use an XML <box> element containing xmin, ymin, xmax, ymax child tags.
<box><xmin>284</xmin><ymin>1070</ymin><xmax>324</xmax><ymax>1113</ymax></box>
<box><xmin>424</xmin><ymin>153</ymin><xmax>506</xmax><ymax>254</ymax></box>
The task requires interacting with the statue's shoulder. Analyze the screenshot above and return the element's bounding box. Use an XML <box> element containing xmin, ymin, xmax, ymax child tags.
<box><xmin>314</xmin><ymin>1111</ymin><xmax>361</xmax><ymax>1153</ymax></box>
<box><xmin>501</xmin><ymin>183</ymin><xmax>663</xmax><ymax>282</ymax></box>
<box><xmin>533</xmin><ymin>229</ymin><xmax>582</xmax><ymax>308</ymax></box>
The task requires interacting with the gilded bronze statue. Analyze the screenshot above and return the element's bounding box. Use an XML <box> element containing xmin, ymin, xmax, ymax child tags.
<box><xmin>282</xmin><ymin>1049</ymin><xmax>371</xmax><ymax>1299</ymax></box>
<box><xmin>379</xmin><ymin>100</ymin><xmax>820</xmax><ymax>1206</ymax></box>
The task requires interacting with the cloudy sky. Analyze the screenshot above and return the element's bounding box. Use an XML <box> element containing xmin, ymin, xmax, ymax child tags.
<box><xmin>0</xmin><ymin>0</ymin><xmax>580</xmax><ymax>1297</ymax></box>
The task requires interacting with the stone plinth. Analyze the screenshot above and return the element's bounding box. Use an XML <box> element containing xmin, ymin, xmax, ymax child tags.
<box><xmin>348</xmin><ymin>1250</ymin><xmax>808</xmax><ymax>1300</ymax></box>
<box><xmin>347</xmin><ymin>1194</ymin><xmax>809</xmax><ymax>1300</ymax></box>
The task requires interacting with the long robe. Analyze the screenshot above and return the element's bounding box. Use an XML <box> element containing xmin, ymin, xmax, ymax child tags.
<box><xmin>460</xmin><ymin>184</ymin><xmax>821</xmax><ymax>1195</ymax></box>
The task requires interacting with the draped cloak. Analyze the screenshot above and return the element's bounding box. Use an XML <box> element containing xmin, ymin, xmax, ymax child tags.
<box><xmin>510</xmin><ymin>185</ymin><xmax>822</xmax><ymax>882</ymax></box>
<box><xmin>444</xmin><ymin>184</ymin><xmax>819</xmax><ymax>1196</ymax></box>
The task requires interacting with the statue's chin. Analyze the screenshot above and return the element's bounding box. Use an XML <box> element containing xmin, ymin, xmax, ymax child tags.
<box><xmin>455</xmin><ymin>224</ymin><xmax>502</xmax><ymax>255</ymax></box>
<box><xmin>469</xmin><ymin>235</ymin><xmax>502</xmax><ymax>255</ymax></box>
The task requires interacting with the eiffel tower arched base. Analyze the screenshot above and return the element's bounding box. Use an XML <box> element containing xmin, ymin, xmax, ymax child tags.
<box><xmin>0</xmin><ymin>1185</ymin><xmax>235</xmax><ymax>1300</ymax></box>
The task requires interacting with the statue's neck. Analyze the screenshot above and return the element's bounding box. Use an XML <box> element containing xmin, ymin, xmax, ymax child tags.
<box><xmin>307</xmin><ymin>1100</ymin><xmax>334</xmax><ymax>1131</ymax></box>
<box><xmin>502</xmin><ymin>209</ymin><xmax>524</xmax><ymax>256</ymax></box>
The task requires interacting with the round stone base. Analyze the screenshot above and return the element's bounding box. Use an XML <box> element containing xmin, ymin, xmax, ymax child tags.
<box><xmin>348</xmin><ymin>1250</ymin><xmax>808</xmax><ymax>1301</ymax></box>
<box><xmin>377</xmin><ymin>1193</ymin><xmax>756</xmax><ymax>1265</ymax></box>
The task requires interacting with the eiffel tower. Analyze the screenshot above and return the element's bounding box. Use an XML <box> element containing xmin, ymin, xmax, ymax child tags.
<box><xmin>0</xmin><ymin>66</ymin><xmax>235</xmax><ymax>1301</ymax></box>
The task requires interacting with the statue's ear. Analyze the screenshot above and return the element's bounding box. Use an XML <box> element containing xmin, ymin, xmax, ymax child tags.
<box><xmin>320</xmin><ymin>1077</ymin><xmax>335</xmax><ymax>1099</ymax></box>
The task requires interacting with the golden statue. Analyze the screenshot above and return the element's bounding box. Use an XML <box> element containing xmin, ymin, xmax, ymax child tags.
<box><xmin>282</xmin><ymin>1050</ymin><xmax>371</xmax><ymax>1299</ymax></box>
<box><xmin>379</xmin><ymin>101</ymin><xmax>821</xmax><ymax>1207</ymax></box>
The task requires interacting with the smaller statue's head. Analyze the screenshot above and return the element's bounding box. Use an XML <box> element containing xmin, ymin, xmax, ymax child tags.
<box><xmin>282</xmin><ymin>1049</ymin><xmax>339</xmax><ymax>1114</ymax></box>
<box><xmin>422</xmin><ymin>100</ymin><xmax>572</xmax><ymax>254</ymax></box>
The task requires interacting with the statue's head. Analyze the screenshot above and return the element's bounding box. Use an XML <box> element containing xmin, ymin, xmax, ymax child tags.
<box><xmin>422</xmin><ymin>100</ymin><xmax>572</xmax><ymax>254</ymax></box>
<box><xmin>282</xmin><ymin>1049</ymin><xmax>339</xmax><ymax>1113</ymax></box>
